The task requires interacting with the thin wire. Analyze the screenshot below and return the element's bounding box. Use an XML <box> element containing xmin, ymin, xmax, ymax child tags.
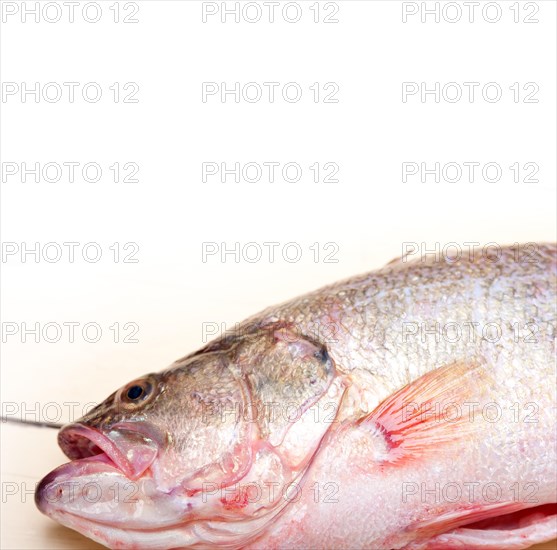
<box><xmin>0</xmin><ymin>417</ymin><xmax>64</xmax><ymax>429</ymax></box>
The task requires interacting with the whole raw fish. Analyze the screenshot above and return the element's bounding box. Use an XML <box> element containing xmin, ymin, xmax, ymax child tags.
<box><xmin>36</xmin><ymin>243</ymin><xmax>557</xmax><ymax>549</ymax></box>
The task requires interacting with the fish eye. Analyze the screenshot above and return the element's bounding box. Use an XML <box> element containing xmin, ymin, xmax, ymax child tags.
<box><xmin>127</xmin><ymin>385</ymin><xmax>144</xmax><ymax>400</ymax></box>
<box><xmin>120</xmin><ymin>378</ymin><xmax>154</xmax><ymax>405</ymax></box>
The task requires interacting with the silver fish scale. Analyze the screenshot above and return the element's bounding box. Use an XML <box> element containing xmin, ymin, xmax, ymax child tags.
<box><xmin>254</xmin><ymin>244</ymin><xmax>556</xmax><ymax>395</ymax></box>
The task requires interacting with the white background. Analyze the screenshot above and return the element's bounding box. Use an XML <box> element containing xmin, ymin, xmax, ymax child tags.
<box><xmin>1</xmin><ymin>1</ymin><xmax>556</xmax><ymax>548</ymax></box>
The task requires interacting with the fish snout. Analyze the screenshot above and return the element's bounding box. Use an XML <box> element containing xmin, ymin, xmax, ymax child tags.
<box><xmin>35</xmin><ymin>464</ymin><xmax>61</xmax><ymax>514</ymax></box>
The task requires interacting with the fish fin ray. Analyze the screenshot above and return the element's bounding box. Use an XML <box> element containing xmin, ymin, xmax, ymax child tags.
<box><xmin>360</xmin><ymin>360</ymin><xmax>490</xmax><ymax>463</ymax></box>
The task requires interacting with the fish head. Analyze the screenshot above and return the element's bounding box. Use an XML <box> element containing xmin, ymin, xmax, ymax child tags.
<box><xmin>35</xmin><ymin>325</ymin><xmax>342</xmax><ymax>548</ymax></box>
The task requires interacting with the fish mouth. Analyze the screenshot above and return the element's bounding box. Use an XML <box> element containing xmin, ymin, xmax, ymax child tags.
<box><xmin>35</xmin><ymin>452</ymin><xmax>123</xmax><ymax>517</ymax></box>
<box><xmin>57</xmin><ymin>422</ymin><xmax>160</xmax><ymax>480</ymax></box>
<box><xmin>36</xmin><ymin>423</ymin><xmax>164</xmax><ymax>522</ymax></box>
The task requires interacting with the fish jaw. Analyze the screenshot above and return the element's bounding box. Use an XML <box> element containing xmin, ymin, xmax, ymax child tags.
<box><xmin>36</xmin><ymin>422</ymin><xmax>194</xmax><ymax>546</ymax></box>
<box><xmin>35</xmin><ymin>457</ymin><xmax>213</xmax><ymax>549</ymax></box>
<box><xmin>35</xmin><ymin>450</ymin><xmax>237</xmax><ymax>549</ymax></box>
<box><xmin>35</xmin><ymin>423</ymin><xmax>190</xmax><ymax>526</ymax></box>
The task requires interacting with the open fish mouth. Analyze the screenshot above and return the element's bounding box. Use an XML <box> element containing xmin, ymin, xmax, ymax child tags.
<box><xmin>35</xmin><ymin>423</ymin><xmax>162</xmax><ymax>523</ymax></box>
<box><xmin>35</xmin><ymin>424</ymin><xmax>180</xmax><ymax>533</ymax></box>
<box><xmin>57</xmin><ymin>423</ymin><xmax>161</xmax><ymax>480</ymax></box>
<box><xmin>36</xmin><ymin>422</ymin><xmax>166</xmax><ymax>519</ymax></box>
<box><xmin>35</xmin><ymin>422</ymin><xmax>272</xmax><ymax>549</ymax></box>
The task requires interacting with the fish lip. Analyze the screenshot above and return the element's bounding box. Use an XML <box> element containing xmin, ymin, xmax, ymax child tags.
<box><xmin>57</xmin><ymin>423</ymin><xmax>159</xmax><ymax>480</ymax></box>
<box><xmin>35</xmin><ymin>453</ymin><xmax>121</xmax><ymax>516</ymax></box>
<box><xmin>59</xmin><ymin>423</ymin><xmax>128</xmax><ymax>470</ymax></box>
<box><xmin>35</xmin><ymin>465</ymin><xmax>62</xmax><ymax>514</ymax></box>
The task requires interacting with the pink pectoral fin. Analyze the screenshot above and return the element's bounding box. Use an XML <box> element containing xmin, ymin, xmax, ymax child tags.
<box><xmin>360</xmin><ymin>360</ymin><xmax>489</xmax><ymax>464</ymax></box>
<box><xmin>410</xmin><ymin>503</ymin><xmax>557</xmax><ymax>550</ymax></box>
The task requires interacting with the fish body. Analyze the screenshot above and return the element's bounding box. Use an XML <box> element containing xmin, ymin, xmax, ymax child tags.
<box><xmin>36</xmin><ymin>243</ymin><xmax>557</xmax><ymax>549</ymax></box>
